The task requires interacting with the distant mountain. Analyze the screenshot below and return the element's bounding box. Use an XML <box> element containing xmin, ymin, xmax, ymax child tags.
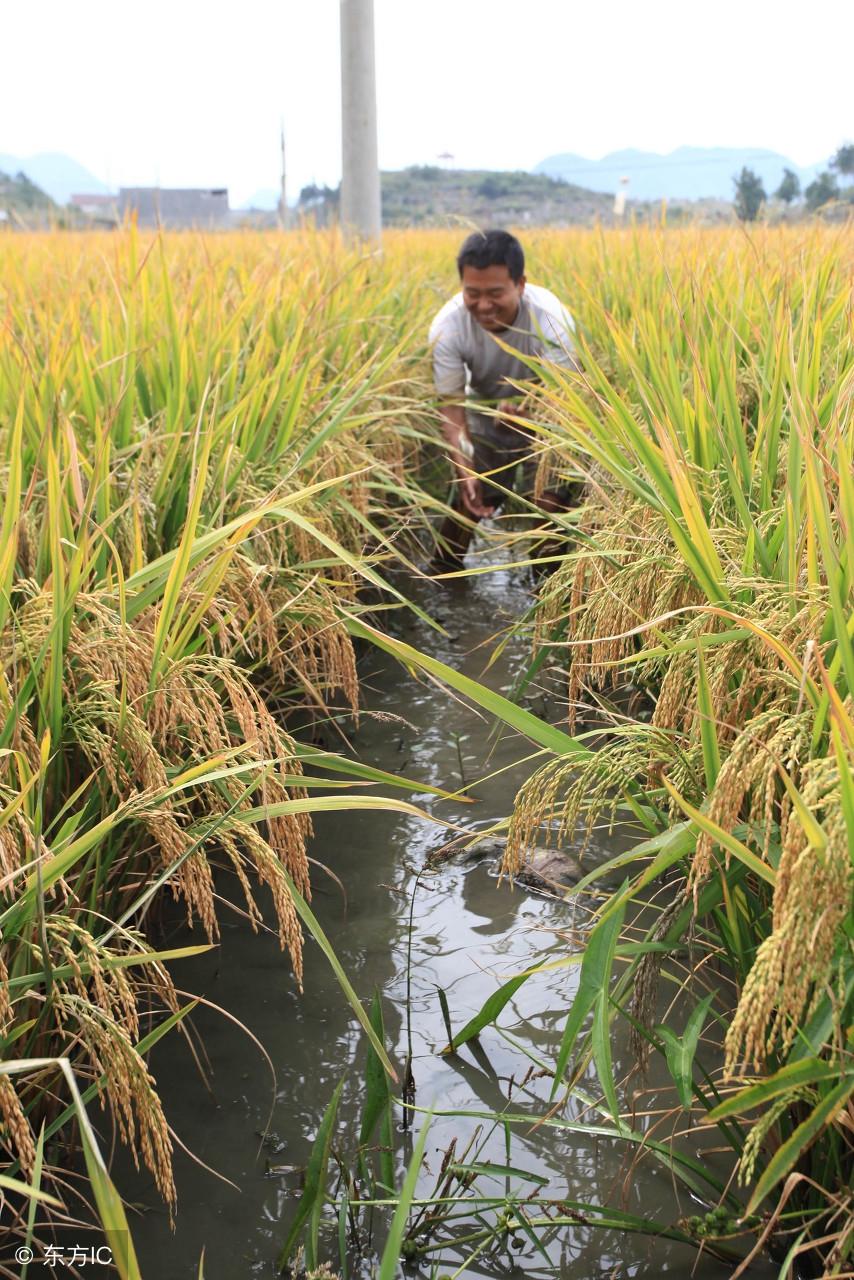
<box><xmin>533</xmin><ymin>147</ymin><xmax>825</xmax><ymax>201</ymax></box>
<box><xmin>297</xmin><ymin>166</ymin><xmax>615</xmax><ymax>228</ymax></box>
<box><xmin>0</xmin><ymin>170</ymin><xmax>56</xmax><ymax>218</ymax></box>
<box><xmin>0</xmin><ymin>152</ymin><xmax>111</xmax><ymax>204</ymax></box>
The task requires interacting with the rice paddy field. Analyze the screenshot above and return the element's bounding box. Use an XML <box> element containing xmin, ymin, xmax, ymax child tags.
<box><xmin>0</xmin><ymin>224</ymin><xmax>851</xmax><ymax>1278</ymax></box>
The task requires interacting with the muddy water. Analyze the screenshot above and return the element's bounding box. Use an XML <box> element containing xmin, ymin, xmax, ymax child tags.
<box><xmin>129</xmin><ymin>554</ymin><xmax>766</xmax><ymax>1279</ymax></box>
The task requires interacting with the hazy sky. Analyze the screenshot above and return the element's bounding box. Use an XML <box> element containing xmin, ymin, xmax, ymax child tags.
<box><xmin>5</xmin><ymin>0</ymin><xmax>851</xmax><ymax>205</ymax></box>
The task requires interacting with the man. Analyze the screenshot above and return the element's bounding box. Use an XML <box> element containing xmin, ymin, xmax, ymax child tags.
<box><xmin>428</xmin><ymin>229</ymin><xmax>579</xmax><ymax>569</ymax></box>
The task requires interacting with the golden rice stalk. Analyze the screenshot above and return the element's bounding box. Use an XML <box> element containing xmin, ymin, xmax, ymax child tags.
<box><xmin>0</xmin><ymin>951</ymin><xmax>11</xmax><ymax>1032</ymax></box>
<box><xmin>48</xmin><ymin>919</ymin><xmax>143</xmax><ymax>1044</ymax></box>
<box><xmin>503</xmin><ymin>724</ymin><xmax>678</xmax><ymax>875</ymax></box>
<box><xmin>0</xmin><ymin>1072</ymin><xmax>36</xmax><ymax>1177</ymax></box>
<box><xmin>691</xmin><ymin>708</ymin><xmax>812</xmax><ymax>893</ymax></box>
<box><xmin>4</xmin><ymin>585</ymin><xmax>313</xmax><ymax>972</ymax></box>
<box><xmin>74</xmin><ymin>1001</ymin><xmax>177</xmax><ymax>1211</ymax></box>
<box><xmin>725</xmin><ymin>753</ymin><xmax>852</xmax><ymax>1075</ymax></box>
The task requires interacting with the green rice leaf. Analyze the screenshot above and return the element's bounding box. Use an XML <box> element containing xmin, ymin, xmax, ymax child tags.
<box><xmin>708</xmin><ymin>1057</ymin><xmax>839</xmax><ymax>1121</ymax></box>
<box><xmin>283</xmin><ymin>873</ymin><xmax>398</xmax><ymax>1083</ymax></box>
<box><xmin>655</xmin><ymin>991</ymin><xmax>715</xmax><ymax>1109</ymax></box>
<box><xmin>442</xmin><ymin>971</ymin><xmax>530</xmax><ymax>1055</ymax></box>
<box><xmin>746</xmin><ymin>1075</ymin><xmax>854</xmax><ymax>1212</ymax></box>
<box><xmin>377</xmin><ymin>1112</ymin><xmax>431</xmax><ymax>1280</ymax></box>
<box><xmin>662</xmin><ymin>778</ymin><xmax>776</xmax><ymax>885</ymax></box>
<box><xmin>551</xmin><ymin>892</ymin><xmax>626</xmax><ymax>1100</ymax></box>
<box><xmin>277</xmin><ymin>1078</ymin><xmax>344</xmax><ymax>1269</ymax></box>
<box><xmin>345</xmin><ymin>615</ymin><xmax>591</xmax><ymax>761</ymax></box>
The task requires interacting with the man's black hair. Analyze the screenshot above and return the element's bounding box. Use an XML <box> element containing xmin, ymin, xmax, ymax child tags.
<box><xmin>456</xmin><ymin>230</ymin><xmax>525</xmax><ymax>282</ymax></box>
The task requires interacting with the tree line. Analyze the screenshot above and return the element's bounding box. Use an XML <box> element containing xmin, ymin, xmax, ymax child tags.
<box><xmin>733</xmin><ymin>144</ymin><xmax>854</xmax><ymax>220</ymax></box>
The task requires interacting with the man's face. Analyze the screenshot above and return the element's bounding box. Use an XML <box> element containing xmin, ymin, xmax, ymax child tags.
<box><xmin>460</xmin><ymin>264</ymin><xmax>525</xmax><ymax>332</ymax></box>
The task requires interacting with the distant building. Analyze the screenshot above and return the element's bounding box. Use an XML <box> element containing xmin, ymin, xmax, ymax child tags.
<box><xmin>70</xmin><ymin>193</ymin><xmax>118</xmax><ymax>220</ymax></box>
<box><xmin>70</xmin><ymin>193</ymin><xmax>116</xmax><ymax>211</ymax></box>
<box><xmin>118</xmin><ymin>187</ymin><xmax>230</xmax><ymax>228</ymax></box>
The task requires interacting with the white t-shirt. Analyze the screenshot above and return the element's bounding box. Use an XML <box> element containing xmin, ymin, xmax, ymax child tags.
<box><xmin>428</xmin><ymin>284</ymin><xmax>578</xmax><ymax>417</ymax></box>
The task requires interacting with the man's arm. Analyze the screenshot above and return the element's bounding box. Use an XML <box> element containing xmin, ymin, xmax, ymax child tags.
<box><xmin>429</xmin><ymin>304</ymin><xmax>494</xmax><ymax>519</ymax></box>
<box><xmin>439</xmin><ymin>402</ymin><xmax>495</xmax><ymax>518</ymax></box>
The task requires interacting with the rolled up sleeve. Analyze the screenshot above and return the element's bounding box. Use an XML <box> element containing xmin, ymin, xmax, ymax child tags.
<box><xmin>429</xmin><ymin>316</ymin><xmax>467</xmax><ymax>397</ymax></box>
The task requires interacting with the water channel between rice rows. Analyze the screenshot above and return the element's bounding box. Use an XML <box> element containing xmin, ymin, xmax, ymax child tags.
<box><xmin>127</xmin><ymin>550</ymin><xmax>770</xmax><ymax>1280</ymax></box>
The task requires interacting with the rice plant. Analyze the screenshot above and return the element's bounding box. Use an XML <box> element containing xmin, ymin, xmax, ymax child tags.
<box><xmin>503</xmin><ymin>225</ymin><xmax>854</xmax><ymax>1274</ymax></box>
<box><xmin>2</xmin><ymin>223</ymin><xmax>851</xmax><ymax>1277</ymax></box>
<box><xmin>341</xmin><ymin>224</ymin><xmax>852</xmax><ymax>1275</ymax></box>
<box><xmin>0</xmin><ymin>227</ymin><xmax>446</xmax><ymax>1259</ymax></box>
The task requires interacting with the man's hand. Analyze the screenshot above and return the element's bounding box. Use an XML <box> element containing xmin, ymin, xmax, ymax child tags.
<box><xmin>458</xmin><ymin>474</ymin><xmax>495</xmax><ymax>518</ymax></box>
<box><xmin>497</xmin><ymin>392</ymin><xmax>536</xmax><ymax>430</ymax></box>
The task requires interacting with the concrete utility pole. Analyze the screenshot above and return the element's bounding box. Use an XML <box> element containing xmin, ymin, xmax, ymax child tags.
<box><xmin>340</xmin><ymin>0</ymin><xmax>381</xmax><ymax>244</ymax></box>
